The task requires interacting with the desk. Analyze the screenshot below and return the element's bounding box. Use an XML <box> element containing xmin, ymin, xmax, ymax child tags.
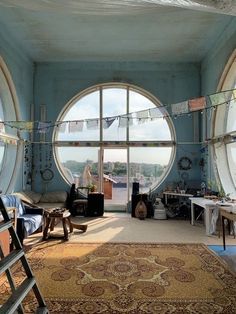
<box><xmin>220</xmin><ymin>208</ymin><xmax>236</xmax><ymax>250</ymax></box>
<box><xmin>189</xmin><ymin>197</ymin><xmax>218</xmax><ymax>235</ymax></box>
<box><xmin>163</xmin><ymin>191</ymin><xmax>193</xmax><ymax>205</ymax></box>
<box><xmin>189</xmin><ymin>198</ymin><xmax>235</xmax><ymax>236</ymax></box>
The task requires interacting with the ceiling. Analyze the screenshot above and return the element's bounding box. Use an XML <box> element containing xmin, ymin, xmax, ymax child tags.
<box><xmin>0</xmin><ymin>0</ymin><xmax>235</xmax><ymax>63</ymax></box>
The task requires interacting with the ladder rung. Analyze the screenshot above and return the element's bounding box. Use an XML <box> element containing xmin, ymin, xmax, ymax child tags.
<box><xmin>0</xmin><ymin>249</ymin><xmax>24</xmax><ymax>275</ymax></box>
<box><xmin>36</xmin><ymin>306</ymin><xmax>49</xmax><ymax>314</ymax></box>
<box><xmin>0</xmin><ymin>221</ymin><xmax>12</xmax><ymax>233</ymax></box>
<box><xmin>0</xmin><ymin>277</ymin><xmax>36</xmax><ymax>314</ymax></box>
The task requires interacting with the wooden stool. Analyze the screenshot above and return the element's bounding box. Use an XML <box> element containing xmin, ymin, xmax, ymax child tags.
<box><xmin>43</xmin><ymin>208</ymin><xmax>73</xmax><ymax>241</ymax></box>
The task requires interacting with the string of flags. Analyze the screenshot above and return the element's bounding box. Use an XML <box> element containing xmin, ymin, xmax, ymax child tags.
<box><xmin>0</xmin><ymin>89</ymin><xmax>235</xmax><ymax>135</ymax></box>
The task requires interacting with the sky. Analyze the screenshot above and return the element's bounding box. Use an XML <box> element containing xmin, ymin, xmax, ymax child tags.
<box><xmin>56</xmin><ymin>87</ymin><xmax>173</xmax><ymax>165</ymax></box>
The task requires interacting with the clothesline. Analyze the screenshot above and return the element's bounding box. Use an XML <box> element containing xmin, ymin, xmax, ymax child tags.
<box><xmin>0</xmin><ymin>88</ymin><xmax>235</xmax><ymax>134</ymax></box>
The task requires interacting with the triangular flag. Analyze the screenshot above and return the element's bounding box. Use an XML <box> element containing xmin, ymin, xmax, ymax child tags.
<box><xmin>103</xmin><ymin>117</ymin><xmax>116</xmax><ymax>129</ymax></box>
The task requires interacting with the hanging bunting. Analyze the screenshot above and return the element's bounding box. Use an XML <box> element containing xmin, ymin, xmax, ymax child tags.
<box><xmin>171</xmin><ymin>101</ymin><xmax>189</xmax><ymax>115</ymax></box>
<box><xmin>6</xmin><ymin>121</ymin><xmax>34</xmax><ymax>131</ymax></box>
<box><xmin>21</xmin><ymin>121</ymin><xmax>34</xmax><ymax>131</ymax></box>
<box><xmin>189</xmin><ymin>96</ymin><xmax>206</xmax><ymax>112</ymax></box>
<box><xmin>0</xmin><ymin>135</ymin><xmax>17</xmax><ymax>145</ymax></box>
<box><xmin>0</xmin><ymin>88</ymin><xmax>235</xmax><ymax>133</ymax></box>
<box><xmin>0</xmin><ymin>122</ymin><xmax>4</xmax><ymax>132</ymax></box>
<box><xmin>87</xmin><ymin>119</ymin><xmax>99</xmax><ymax>130</ymax></box>
<box><xmin>118</xmin><ymin>114</ymin><xmax>133</xmax><ymax>128</ymax></box>
<box><xmin>233</xmin><ymin>90</ymin><xmax>236</xmax><ymax>99</ymax></box>
<box><xmin>69</xmin><ymin>121</ymin><xmax>83</xmax><ymax>133</ymax></box>
<box><xmin>103</xmin><ymin>117</ymin><xmax>116</xmax><ymax>129</ymax></box>
<box><xmin>136</xmin><ymin>109</ymin><xmax>149</xmax><ymax>124</ymax></box>
<box><xmin>38</xmin><ymin>121</ymin><xmax>51</xmax><ymax>133</ymax></box>
<box><xmin>57</xmin><ymin>122</ymin><xmax>66</xmax><ymax>133</ymax></box>
<box><xmin>209</xmin><ymin>90</ymin><xmax>232</xmax><ymax>106</ymax></box>
<box><xmin>149</xmin><ymin>107</ymin><xmax>163</xmax><ymax>119</ymax></box>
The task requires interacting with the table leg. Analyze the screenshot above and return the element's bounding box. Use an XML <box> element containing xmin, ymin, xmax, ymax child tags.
<box><xmin>50</xmin><ymin>218</ymin><xmax>56</xmax><ymax>231</ymax></box>
<box><xmin>205</xmin><ymin>206</ymin><xmax>211</xmax><ymax>236</ymax></box>
<box><xmin>165</xmin><ymin>194</ymin><xmax>167</xmax><ymax>205</ymax></box>
<box><xmin>43</xmin><ymin>217</ymin><xmax>50</xmax><ymax>240</ymax></box>
<box><xmin>67</xmin><ymin>217</ymin><xmax>73</xmax><ymax>233</ymax></box>
<box><xmin>62</xmin><ymin>218</ymin><xmax>69</xmax><ymax>241</ymax></box>
<box><xmin>222</xmin><ymin>215</ymin><xmax>226</xmax><ymax>250</ymax></box>
<box><xmin>191</xmin><ymin>203</ymin><xmax>195</xmax><ymax>225</ymax></box>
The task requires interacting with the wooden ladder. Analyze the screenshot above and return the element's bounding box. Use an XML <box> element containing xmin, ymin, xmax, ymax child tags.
<box><xmin>0</xmin><ymin>198</ymin><xmax>48</xmax><ymax>314</ymax></box>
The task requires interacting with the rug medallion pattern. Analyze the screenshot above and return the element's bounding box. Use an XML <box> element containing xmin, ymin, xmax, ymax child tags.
<box><xmin>1</xmin><ymin>242</ymin><xmax>236</xmax><ymax>313</ymax></box>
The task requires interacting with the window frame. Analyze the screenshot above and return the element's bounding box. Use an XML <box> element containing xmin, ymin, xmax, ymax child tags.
<box><xmin>0</xmin><ymin>56</ymin><xmax>21</xmax><ymax>193</ymax></box>
<box><xmin>212</xmin><ymin>50</ymin><xmax>236</xmax><ymax>196</ymax></box>
<box><xmin>53</xmin><ymin>82</ymin><xmax>176</xmax><ymax>193</ymax></box>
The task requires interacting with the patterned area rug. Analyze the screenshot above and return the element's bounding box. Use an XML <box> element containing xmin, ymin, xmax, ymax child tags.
<box><xmin>1</xmin><ymin>242</ymin><xmax>236</xmax><ymax>313</ymax></box>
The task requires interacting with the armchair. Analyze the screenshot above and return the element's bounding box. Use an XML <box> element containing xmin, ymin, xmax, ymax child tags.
<box><xmin>0</xmin><ymin>194</ymin><xmax>44</xmax><ymax>244</ymax></box>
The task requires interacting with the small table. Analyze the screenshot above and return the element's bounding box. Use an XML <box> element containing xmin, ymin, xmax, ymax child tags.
<box><xmin>220</xmin><ymin>207</ymin><xmax>236</xmax><ymax>250</ymax></box>
<box><xmin>43</xmin><ymin>208</ymin><xmax>73</xmax><ymax>241</ymax></box>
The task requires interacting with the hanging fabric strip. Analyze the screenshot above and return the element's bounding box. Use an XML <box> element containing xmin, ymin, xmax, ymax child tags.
<box><xmin>87</xmin><ymin>119</ymin><xmax>99</xmax><ymax>130</ymax></box>
<box><xmin>189</xmin><ymin>96</ymin><xmax>206</xmax><ymax>112</ymax></box>
<box><xmin>103</xmin><ymin>117</ymin><xmax>116</xmax><ymax>129</ymax></box>
<box><xmin>0</xmin><ymin>135</ymin><xmax>17</xmax><ymax>145</ymax></box>
<box><xmin>69</xmin><ymin>121</ymin><xmax>84</xmax><ymax>133</ymax></box>
<box><xmin>136</xmin><ymin>109</ymin><xmax>149</xmax><ymax>124</ymax></box>
<box><xmin>38</xmin><ymin>121</ymin><xmax>51</xmax><ymax>133</ymax></box>
<box><xmin>118</xmin><ymin>114</ymin><xmax>133</xmax><ymax>128</ymax></box>
<box><xmin>0</xmin><ymin>122</ymin><xmax>4</xmax><ymax>132</ymax></box>
<box><xmin>149</xmin><ymin>107</ymin><xmax>163</xmax><ymax>119</ymax></box>
<box><xmin>57</xmin><ymin>122</ymin><xmax>66</xmax><ymax>133</ymax></box>
<box><xmin>171</xmin><ymin>101</ymin><xmax>189</xmax><ymax>115</ymax></box>
<box><xmin>209</xmin><ymin>90</ymin><xmax>232</xmax><ymax>106</ymax></box>
<box><xmin>19</xmin><ymin>121</ymin><xmax>34</xmax><ymax>131</ymax></box>
<box><xmin>233</xmin><ymin>90</ymin><xmax>236</xmax><ymax>99</ymax></box>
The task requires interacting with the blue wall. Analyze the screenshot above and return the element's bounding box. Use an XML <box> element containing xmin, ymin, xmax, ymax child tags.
<box><xmin>201</xmin><ymin>19</ymin><xmax>236</xmax><ymax>185</ymax></box>
<box><xmin>0</xmin><ymin>26</ymin><xmax>34</xmax><ymax>192</ymax></box>
<box><xmin>34</xmin><ymin>61</ymin><xmax>201</xmax><ymax>193</ymax></box>
<box><xmin>1</xmin><ymin>19</ymin><xmax>235</xmax><ymax>196</ymax></box>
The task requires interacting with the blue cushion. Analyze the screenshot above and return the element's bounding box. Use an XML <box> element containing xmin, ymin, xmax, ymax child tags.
<box><xmin>19</xmin><ymin>214</ymin><xmax>42</xmax><ymax>235</ymax></box>
<box><xmin>1</xmin><ymin>194</ymin><xmax>25</xmax><ymax>216</ymax></box>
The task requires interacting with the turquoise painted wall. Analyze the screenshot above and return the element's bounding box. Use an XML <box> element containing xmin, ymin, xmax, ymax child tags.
<box><xmin>201</xmin><ymin>19</ymin><xmax>236</xmax><ymax>186</ymax></box>
<box><xmin>0</xmin><ymin>26</ymin><xmax>34</xmax><ymax>192</ymax></box>
<box><xmin>34</xmin><ymin>62</ymin><xmax>202</xmax><ymax>193</ymax></box>
<box><xmin>201</xmin><ymin>19</ymin><xmax>236</xmax><ymax>95</ymax></box>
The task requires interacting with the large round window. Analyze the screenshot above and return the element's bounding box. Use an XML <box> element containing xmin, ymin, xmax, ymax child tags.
<box><xmin>213</xmin><ymin>50</ymin><xmax>236</xmax><ymax>196</ymax></box>
<box><xmin>53</xmin><ymin>83</ymin><xmax>175</xmax><ymax>201</ymax></box>
<box><xmin>0</xmin><ymin>57</ymin><xmax>20</xmax><ymax>193</ymax></box>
